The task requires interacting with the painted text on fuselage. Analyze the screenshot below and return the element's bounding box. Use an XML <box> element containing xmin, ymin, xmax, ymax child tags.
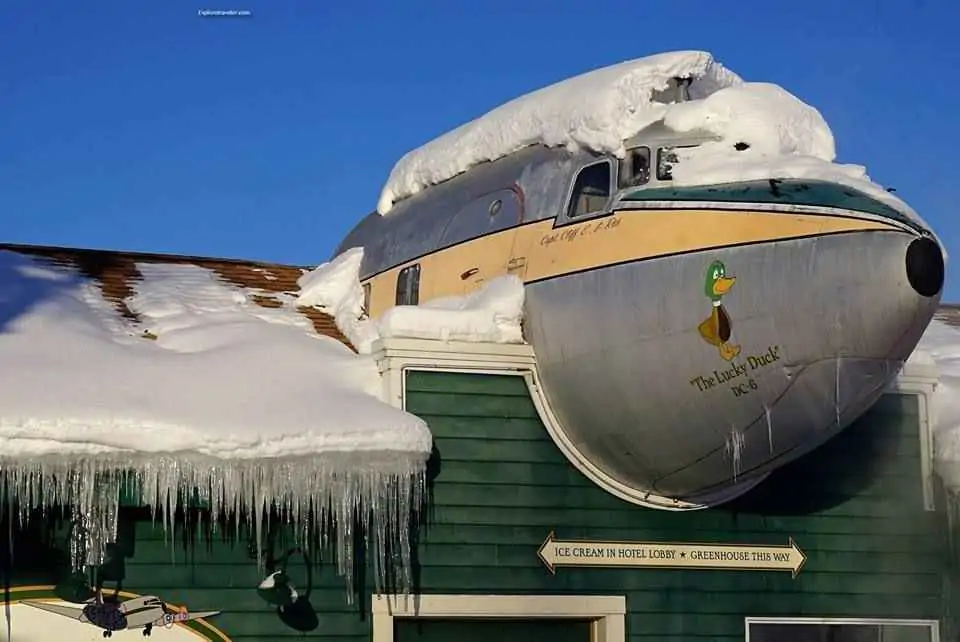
<box><xmin>689</xmin><ymin>345</ymin><xmax>782</xmax><ymax>398</ymax></box>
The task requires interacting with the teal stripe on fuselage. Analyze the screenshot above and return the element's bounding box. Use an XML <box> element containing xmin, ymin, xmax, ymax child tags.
<box><xmin>622</xmin><ymin>179</ymin><xmax>915</xmax><ymax>228</ymax></box>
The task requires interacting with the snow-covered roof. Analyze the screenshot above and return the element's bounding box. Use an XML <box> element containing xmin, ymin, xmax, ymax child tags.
<box><xmin>377</xmin><ymin>50</ymin><xmax>741</xmax><ymax>214</ymax></box>
<box><xmin>297</xmin><ymin>248</ymin><xmax>527</xmax><ymax>353</ymax></box>
<box><xmin>375</xmin><ymin>50</ymin><xmax>935</xmax><ymax>238</ymax></box>
<box><xmin>0</xmin><ymin>245</ymin><xmax>432</xmax><ymax>458</ymax></box>
<box><xmin>0</xmin><ymin>244</ymin><xmax>431</xmax><ymax>591</ymax></box>
<box><xmin>0</xmin><ymin>242</ymin><xmax>529</xmax><ymax>592</ymax></box>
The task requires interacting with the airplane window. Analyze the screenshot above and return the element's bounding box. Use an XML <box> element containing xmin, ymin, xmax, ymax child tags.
<box><xmin>657</xmin><ymin>145</ymin><xmax>698</xmax><ymax>181</ymax></box>
<box><xmin>361</xmin><ymin>282</ymin><xmax>371</xmax><ymax>317</ymax></box>
<box><xmin>396</xmin><ymin>264</ymin><xmax>420</xmax><ymax>306</ymax></box>
<box><xmin>618</xmin><ymin>146</ymin><xmax>650</xmax><ymax>189</ymax></box>
<box><xmin>568</xmin><ymin>161</ymin><xmax>612</xmax><ymax>218</ymax></box>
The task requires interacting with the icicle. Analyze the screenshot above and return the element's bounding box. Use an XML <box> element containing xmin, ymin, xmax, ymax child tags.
<box><xmin>0</xmin><ymin>452</ymin><xmax>427</xmax><ymax>600</ymax></box>
<box><xmin>725</xmin><ymin>428</ymin><xmax>745</xmax><ymax>480</ymax></box>
<box><xmin>948</xmin><ymin>492</ymin><xmax>957</xmax><ymax>559</ymax></box>
<box><xmin>764</xmin><ymin>404</ymin><xmax>773</xmax><ymax>454</ymax></box>
<box><xmin>831</xmin><ymin>306</ymin><xmax>843</xmax><ymax>429</ymax></box>
<box><xmin>835</xmin><ymin>355</ymin><xmax>842</xmax><ymax>427</ymax></box>
<box><xmin>5</xmin><ymin>477</ymin><xmax>12</xmax><ymax>642</ymax></box>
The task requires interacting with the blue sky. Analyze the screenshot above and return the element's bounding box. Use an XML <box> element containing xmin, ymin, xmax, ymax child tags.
<box><xmin>3</xmin><ymin>0</ymin><xmax>958</xmax><ymax>297</ymax></box>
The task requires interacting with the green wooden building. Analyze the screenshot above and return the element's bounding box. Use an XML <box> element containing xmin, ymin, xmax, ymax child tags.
<box><xmin>0</xmin><ymin>245</ymin><xmax>955</xmax><ymax>642</ymax></box>
<box><xmin>2</xmin><ymin>333</ymin><xmax>955</xmax><ymax>642</ymax></box>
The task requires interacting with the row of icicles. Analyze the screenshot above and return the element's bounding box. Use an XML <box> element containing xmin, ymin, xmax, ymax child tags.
<box><xmin>0</xmin><ymin>456</ymin><xmax>427</xmax><ymax>602</ymax></box>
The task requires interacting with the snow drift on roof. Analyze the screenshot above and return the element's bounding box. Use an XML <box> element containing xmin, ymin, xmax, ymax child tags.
<box><xmin>377</xmin><ymin>50</ymin><xmax>742</xmax><ymax>214</ymax></box>
<box><xmin>662</xmin><ymin>82</ymin><xmax>935</xmax><ymax>234</ymax></box>
<box><xmin>0</xmin><ymin>253</ymin><xmax>430</xmax><ymax>457</ymax></box>
<box><xmin>375</xmin><ymin>50</ymin><xmax>934</xmax><ymax>238</ymax></box>
<box><xmin>297</xmin><ymin>247</ymin><xmax>382</xmax><ymax>352</ymax></box>
<box><xmin>0</xmin><ymin>249</ymin><xmax>431</xmax><ymax>595</ymax></box>
<box><xmin>297</xmin><ymin>248</ymin><xmax>527</xmax><ymax>352</ymax></box>
<box><xmin>377</xmin><ymin>274</ymin><xmax>525</xmax><ymax>344</ymax></box>
<box><xmin>913</xmin><ymin>318</ymin><xmax>960</xmax><ymax>491</ymax></box>
<box><xmin>664</xmin><ymin>82</ymin><xmax>835</xmax><ymax>160</ymax></box>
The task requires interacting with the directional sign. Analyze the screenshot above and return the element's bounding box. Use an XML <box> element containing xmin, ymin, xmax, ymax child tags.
<box><xmin>537</xmin><ymin>531</ymin><xmax>806</xmax><ymax>578</ymax></box>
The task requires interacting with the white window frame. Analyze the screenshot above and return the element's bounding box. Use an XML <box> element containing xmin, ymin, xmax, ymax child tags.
<box><xmin>745</xmin><ymin>616</ymin><xmax>940</xmax><ymax>642</ymax></box>
<box><xmin>563</xmin><ymin>159</ymin><xmax>615</xmax><ymax>221</ymax></box>
<box><xmin>372</xmin><ymin>594</ymin><xmax>626</xmax><ymax>642</ymax></box>
<box><xmin>887</xmin><ymin>359</ymin><xmax>939</xmax><ymax>511</ymax></box>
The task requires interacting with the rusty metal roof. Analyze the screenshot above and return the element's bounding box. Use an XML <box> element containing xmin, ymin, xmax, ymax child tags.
<box><xmin>2</xmin><ymin>241</ymin><xmax>954</xmax><ymax>345</ymax></box>
<box><xmin>935</xmin><ymin>304</ymin><xmax>960</xmax><ymax>328</ymax></box>
<box><xmin>0</xmin><ymin>242</ymin><xmax>353</xmax><ymax>350</ymax></box>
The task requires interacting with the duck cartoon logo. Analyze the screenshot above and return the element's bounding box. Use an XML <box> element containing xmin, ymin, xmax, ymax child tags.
<box><xmin>697</xmin><ymin>260</ymin><xmax>742</xmax><ymax>362</ymax></box>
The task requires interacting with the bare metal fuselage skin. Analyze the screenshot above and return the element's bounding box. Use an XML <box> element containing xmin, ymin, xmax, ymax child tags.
<box><xmin>337</xmin><ymin>136</ymin><xmax>944</xmax><ymax>509</ymax></box>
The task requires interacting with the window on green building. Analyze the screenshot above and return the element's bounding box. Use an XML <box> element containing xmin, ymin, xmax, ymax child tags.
<box><xmin>747</xmin><ymin>618</ymin><xmax>938</xmax><ymax>642</ymax></box>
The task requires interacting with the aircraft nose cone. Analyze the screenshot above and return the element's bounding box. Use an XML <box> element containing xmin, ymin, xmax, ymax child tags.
<box><xmin>524</xmin><ymin>221</ymin><xmax>945</xmax><ymax>510</ymax></box>
<box><xmin>905</xmin><ymin>236</ymin><xmax>945</xmax><ymax>298</ymax></box>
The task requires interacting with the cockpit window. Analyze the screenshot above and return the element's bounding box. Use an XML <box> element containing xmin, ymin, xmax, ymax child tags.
<box><xmin>656</xmin><ymin>145</ymin><xmax>698</xmax><ymax>181</ymax></box>
<box><xmin>618</xmin><ymin>146</ymin><xmax>650</xmax><ymax>189</ymax></box>
<box><xmin>567</xmin><ymin>161</ymin><xmax>612</xmax><ymax>218</ymax></box>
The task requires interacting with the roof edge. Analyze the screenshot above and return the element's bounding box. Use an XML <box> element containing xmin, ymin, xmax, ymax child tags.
<box><xmin>0</xmin><ymin>242</ymin><xmax>310</xmax><ymax>271</ymax></box>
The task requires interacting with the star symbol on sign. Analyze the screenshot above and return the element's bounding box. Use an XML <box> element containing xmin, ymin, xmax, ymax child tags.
<box><xmin>680</xmin><ymin>552</ymin><xmax>686</xmax><ymax>558</ymax></box>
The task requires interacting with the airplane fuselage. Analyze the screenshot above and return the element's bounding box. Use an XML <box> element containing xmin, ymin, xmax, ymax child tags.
<box><xmin>337</xmin><ymin>128</ymin><xmax>944</xmax><ymax>509</ymax></box>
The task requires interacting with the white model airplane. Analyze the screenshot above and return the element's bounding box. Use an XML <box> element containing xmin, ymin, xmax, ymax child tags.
<box><xmin>23</xmin><ymin>594</ymin><xmax>220</xmax><ymax>638</ymax></box>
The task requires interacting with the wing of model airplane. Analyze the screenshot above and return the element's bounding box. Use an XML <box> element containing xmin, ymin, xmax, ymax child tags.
<box><xmin>21</xmin><ymin>600</ymin><xmax>90</xmax><ymax>622</ymax></box>
<box><xmin>153</xmin><ymin>610</ymin><xmax>221</xmax><ymax>625</ymax></box>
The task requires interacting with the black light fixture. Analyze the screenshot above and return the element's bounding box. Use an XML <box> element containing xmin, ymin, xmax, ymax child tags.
<box><xmin>257</xmin><ymin>568</ymin><xmax>296</xmax><ymax>606</ymax></box>
<box><xmin>255</xmin><ymin>547</ymin><xmax>319</xmax><ymax>632</ymax></box>
<box><xmin>54</xmin><ymin>571</ymin><xmax>97</xmax><ymax>604</ymax></box>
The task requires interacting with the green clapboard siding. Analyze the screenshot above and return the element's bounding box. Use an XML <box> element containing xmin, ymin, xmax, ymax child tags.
<box><xmin>2</xmin><ymin>371</ymin><xmax>952</xmax><ymax>642</ymax></box>
<box><xmin>400</xmin><ymin>371</ymin><xmax>950</xmax><ymax>642</ymax></box>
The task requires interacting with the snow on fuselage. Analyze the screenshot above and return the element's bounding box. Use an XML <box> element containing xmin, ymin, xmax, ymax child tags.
<box><xmin>337</xmin><ymin>138</ymin><xmax>944</xmax><ymax>510</ymax></box>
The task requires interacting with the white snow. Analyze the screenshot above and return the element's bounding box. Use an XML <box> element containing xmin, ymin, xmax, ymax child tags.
<box><xmin>664</xmin><ymin>82</ymin><xmax>836</xmax><ymax>161</ymax></box>
<box><xmin>0</xmin><ymin>245</ymin><xmax>528</xmax><ymax>594</ymax></box>
<box><xmin>663</xmin><ymin>83</ymin><xmax>935</xmax><ymax>235</ymax></box>
<box><xmin>378</xmin><ymin>275</ymin><xmax>525</xmax><ymax>344</ymax></box>
<box><xmin>914</xmin><ymin>319</ymin><xmax>960</xmax><ymax>490</ymax></box>
<box><xmin>298</xmin><ymin>248</ymin><xmax>527</xmax><ymax>352</ymax></box>
<box><xmin>0</xmin><ymin>254</ymin><xmax>430</xmax><ymax>458</ymax></box>
<box><xmin>377</xmin><ymin>50</ymin><xmax>741</xmax><ymax>214</ymax></box>
<box><xmin>0</xmin><ymin>249</ymin><xmax>431</xmax><ymax>595</ymax></box>
<box><xmin>296</xmin><ymin>247</ymin><xmax>381</xmax><ymax>352</ymax></box>
<box><xmin>375</xmin><ymin>50</ymin><xmax>934</xmax><ymax>240</ymax></box>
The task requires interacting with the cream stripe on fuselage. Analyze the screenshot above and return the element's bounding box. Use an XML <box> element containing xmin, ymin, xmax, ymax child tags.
<box><xmin>363</xmin><ymin>208</ymin><xmax>902</xmax><ymax>318</ymax></box>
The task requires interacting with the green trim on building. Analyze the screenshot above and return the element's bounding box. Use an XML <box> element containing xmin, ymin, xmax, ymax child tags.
<box><xmin>622</xmin><ymin>179</ymin><xmax>912</xmax><ymax>226</ymax></box>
